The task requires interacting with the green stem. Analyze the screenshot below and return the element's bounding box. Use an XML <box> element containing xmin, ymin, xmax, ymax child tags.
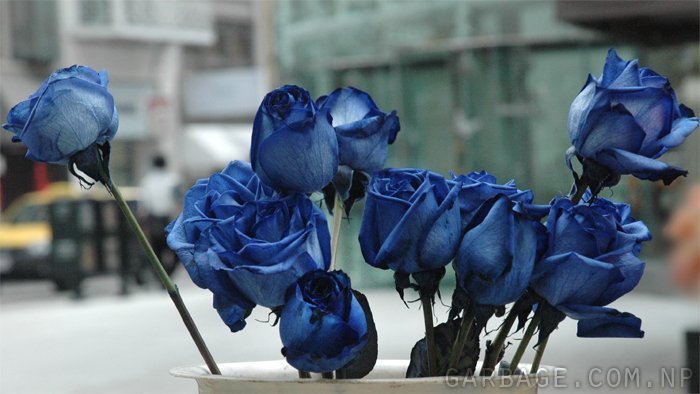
<box><xmin>447</xmin><ymin>303</ymin><xmax>476</xmax><ymax>371</ymax></box>
<box><xmin>98</xmin><ymin>162</ymin><xmax>221</xmax><ymax>375</ymax></box>
<box><xmin>330</xmin><ymin>193</ymin><xmax>343</xmax><ymax>271</ymax></box>
<box><xmin>105</xmin><ymin>173</ymin><xmax>175</xmax><ymax>292</ymax></box>
<box><xmin>530</xmin><ymin>335</ymin><xmax>549</xmax><ymax>374</ymax></box>
<box><xmin>479</xmin><ymin>298</ymin><xmax>523</xmax><ymax>376</ymax></box>
<box><xmin>505</xmin><ymin>311</ymin><xmax>540</xmax><ymax>375</ymax></box>
<box><xmin>420</xmin><ymin>292</ymin><xmax>438</xmax><ymax>376</ymax></box>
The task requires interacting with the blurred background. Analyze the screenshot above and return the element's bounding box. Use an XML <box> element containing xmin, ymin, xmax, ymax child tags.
<box><xmin>0</xmin><ymin>1</ymin><xmax>698</xmax><ymax>393</ymax></box>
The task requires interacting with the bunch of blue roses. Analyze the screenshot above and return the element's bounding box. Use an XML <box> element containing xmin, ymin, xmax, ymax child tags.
<box><xmin>4</xmin><ymin>49</ymin><xmax>698</xmax><ymax>379</ymax></box>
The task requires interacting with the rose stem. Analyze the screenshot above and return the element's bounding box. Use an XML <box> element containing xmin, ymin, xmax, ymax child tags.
<box><xmin>330</xmin><ymin>193</ymin><xmax>343</xmax><ymax>271</ymax></box>
<box><xmin>480</xmin><ymin>297</ymin><xmax>526</xmax><ymax>376</ymax></box>
<box><xmin>505</xmin><ymin>310</ymin><xmax>541</xmax><ymax>375</ymax></box>
<box><xmin>298</xmin><ymin>371</ymin><xmax>310</xmax><ymax>379</ymax></box>
<box><xmin>446</xmin><ymin>302</ymin><xmax>476</xmax><ymax>371</ymax></box>
<box><xmin>420</xmin><ymin>291</ymin><xmax>438</xmax><ymax>376</ymax></box>
<box><xmin>530</xmin><ymin>335</ymin><xmax>549</xmax><ymax>374</ymax></box>
<box><xmin>97</xmin><ymin>156</ymin><xmax>221</xmax><ymax>375</ymax></box>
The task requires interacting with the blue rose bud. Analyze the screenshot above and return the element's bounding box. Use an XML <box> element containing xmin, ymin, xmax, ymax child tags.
<box><xmin>166</xmin><ymin>161</ymin><xmax>331</xmax><ymax>332</ymax></box>
<box><xmin>454</xmin><ymin>194</ymin><xmax>547</xmax><ymax>306</ymax></box>
<box><xmin>280</xmin><ymin>270</ymin><xmax>368</xmax><ymax>373</ymax></box>
<box><xmin>251</xmin><ymin>85</ymin><xmax>338</xmax><ymax>193</ymax></box>
<box><xmin>317</xmin><ymin>87</ymin><xmax>400</xmax><ymax>172</ymax></box>
<box><xmin>450</xmin><ymin>171</ymin><xmax>535</xmax><ymax>230</ymax></box>
<box><xmin>530</xmin><ymin>196</ymin><xmax>651</xmax><ymax>338</ymax></box>
<box><xmin>359</xmin><ymin>168</ymin><xmax>461</xmax><ymax>274</ymax></box>
<box><xmin>3</xmin><ymin>65</ymin><xmax>118</xmax><ymax>164</ymax></box>
<box><xmin>567</xmin><ymin>49</ymin><xmax>698</xmax><ymax>189</ymax></box>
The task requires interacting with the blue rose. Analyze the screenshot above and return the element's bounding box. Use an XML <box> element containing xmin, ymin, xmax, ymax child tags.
<box><xmin>280</xmin><ymin>270</ymin><xmax>368</xmax><ymax>373</ymax></box>
<box><xmin>166</xmin><ymin>161</ymin><xmax>331</xmax><ymax>332</ymax></box>
<box><xmin>359</xmin><ymin>168</ymin><xmax>461</xmax><ymax>274</ymax></box>
<box><xmin>530</xmin><ymin>196</ymin><xmax>651</xmax><ymax>338</ymax></box>
<box><xmin>454</xmin><ymin>194</ymin><xmax>547</xmax><ymax>306</ymax></box>
<box><xmin>567</xmin><ymin>49</ymin><xmax>698</xmax><ymax>189</ymax></box>
<box><xmin>450</xmin><ymin>171</ymin><xmax>535</xmax><ymax>229</ymax></box>
<box><xmin>3</xmin><ymin>65</ymin><xmax>119</xmax><ymax>164</ymax></box>
<box><xmin>316</xmin><ymin>87</ymin><xmax>400</xmax><ymax>172</ymax></box>
<box><xmin>250</xmin><ymin>85</ymin><xmax>338</xmax><ymax>193</ymax></box>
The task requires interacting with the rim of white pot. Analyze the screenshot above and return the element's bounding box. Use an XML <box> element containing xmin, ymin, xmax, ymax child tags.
<box><xmin>170</xmin><ymin>359</ymin><xmax>562</xmax><ymax>384</ymax></box>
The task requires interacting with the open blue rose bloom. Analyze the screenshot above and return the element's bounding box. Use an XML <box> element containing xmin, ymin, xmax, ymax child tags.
<box><xmin>2</xmin><ymin>65</ymin><xmax>118</xmax><ymax>178</ymax></box>
<box><xmin>317</xmin><ymin>87</ymin><xmax>400</xmax><ymax>173</ymax></box>
<box><xmin>454</xmin><ymin>193</ymin><xmax>547</xmax><ymax>307</ymax></box>
<box><xmin>280</xmin><ymin>270</ymin><xmax>368</xmax><ymax>372</ymax></box>
<box><xmin>166</xmin><ymin>161</ymin><xmax>331</xmax><ymax>332</ymax></box>
<box><xmin>251</xmin><ymin>85</ymin><xmax>338</xmax><ymax>193</ymax></box>
<box><xmin>531</xmin><ymin>196</ymin><xmax>651</xmax><ymax>338</ymax></box>
<box><xmin>359</xmin><ymin>169</ymin><xmax>461</xmax><ymax>275</ymax></box>
<box><xmin>567</xmin><ymin>49</ymin><xmax>698</xmax><ymax>190</ymax></box>
<box><xmin>8</xmin><ymin>49</ymin><xmax>693</xmax><ymax>377</ymax></box>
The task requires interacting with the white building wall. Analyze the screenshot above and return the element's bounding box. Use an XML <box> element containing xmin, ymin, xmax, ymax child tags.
<box><xmin>1</xmin><ymin>0</ymin><xmax>273</xmax><ymax>183</ymax></box>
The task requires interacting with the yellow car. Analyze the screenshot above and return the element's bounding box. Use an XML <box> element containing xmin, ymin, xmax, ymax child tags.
<box><xmin>0</xmin><ymin>182</ymin><xmax>140</xmax><ymax>278</ymax></box>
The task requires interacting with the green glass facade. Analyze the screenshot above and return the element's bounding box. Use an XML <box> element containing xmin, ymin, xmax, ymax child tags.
<box><xmin>274</xmin><ymin>0</ymin><xmax>700</xmax><ymax>286</ymax></box>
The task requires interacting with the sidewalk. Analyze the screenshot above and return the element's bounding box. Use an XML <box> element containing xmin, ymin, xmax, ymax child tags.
<box><xmin>1</xmin><ymin>274</ymin><xmax>698</xmax><ymax>394</ymax></box>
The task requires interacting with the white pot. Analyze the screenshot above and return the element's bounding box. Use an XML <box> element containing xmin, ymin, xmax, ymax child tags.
<box><xmin>171</xmin><ymin>360</ymin><xmax>562</xmax><ymax>393</ymax></box>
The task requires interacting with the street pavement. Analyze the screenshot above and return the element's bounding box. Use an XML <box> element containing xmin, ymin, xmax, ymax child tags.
<box><xmin>0</xmin><ymin>271</ymin><xmax>698</xmax><ymax>394</ymax></box>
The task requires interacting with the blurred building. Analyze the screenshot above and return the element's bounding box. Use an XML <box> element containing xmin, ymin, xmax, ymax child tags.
<box><xmin>0</xmin><ymin>0</ymin><xmax>274</xmax><ymax>210</ymax></box>
<box><xmin>180</xmin><ymin>1</ymin><xmax>275</xmax><ymax>176</ymax></box>
<box><xmin>273</xmin><ymin>0</ymin><xmax>699</xmax><ymax>284</ymax></box>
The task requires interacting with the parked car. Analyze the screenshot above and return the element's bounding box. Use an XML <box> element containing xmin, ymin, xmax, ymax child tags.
<box><xmin>0</xmin><ymin>183</ymin><xmax>70</xmax><ymax>278</ymax></box>
<box><xmin>0</xmin><ymin>182</ymin><xmax>143</xmax><ymax>279</ymax></box>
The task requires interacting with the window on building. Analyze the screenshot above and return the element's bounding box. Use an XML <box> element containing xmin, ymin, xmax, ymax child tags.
<box><xmin>10</xmin><ymin>0</ymin><xmax>59</xmax><ymax>63</ymax></box>
<box><xmin>79</xmin><ymin>0</ymin><xmax>112</xmax><ymax>25</ymax></box>
<box><xmin>185</xmin><ymin>19</ymin><xmax>253</xmax><ymax>69</ymax></box>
